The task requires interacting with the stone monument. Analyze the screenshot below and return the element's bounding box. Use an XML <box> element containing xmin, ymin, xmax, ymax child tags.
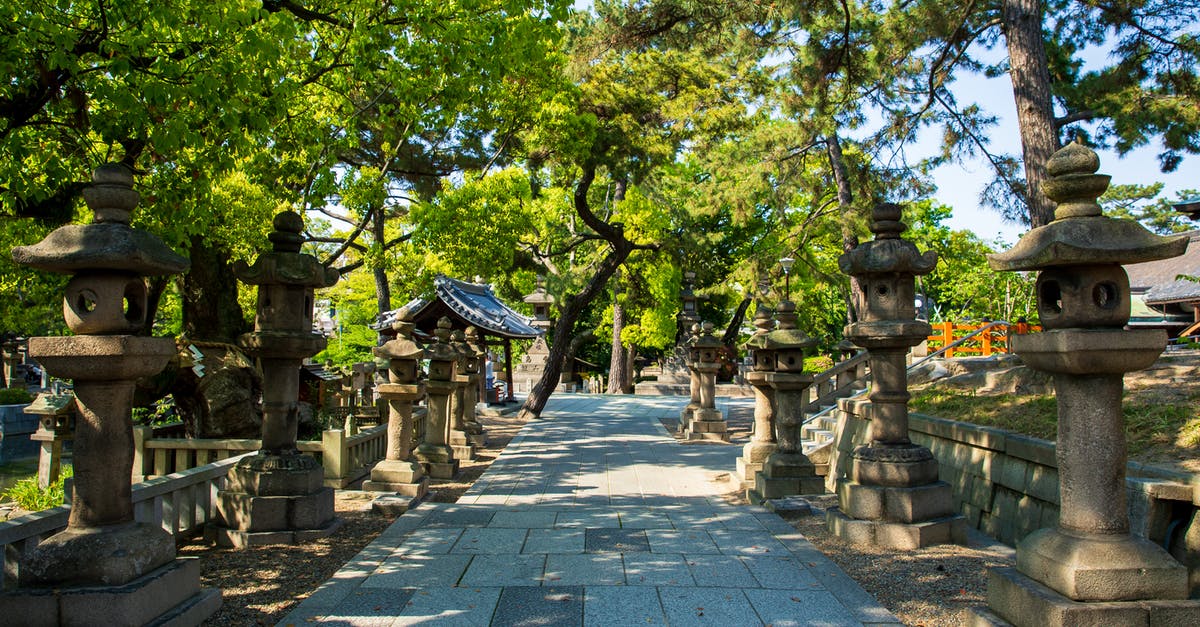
<box><xmin>414</xmin><ymin>317</ymin><xmax>459</xmax><ymax>479</ymax></box>
<box><xmin>513</xmin><ymin>277</ymin><xmax>554</xmax><ymax>395</ymax></box>
<box><xmin>826</xmin><ymin>202</ymin><xmax>965</xmax><ymax>549</ymax></box>
<box><xmin>974</xmin><ymin>142</ymin><xmax>1198</xmax><ymax>625</ymax></box>
<box><xmin>737</xmin><ymin>305</ymin><xmax>777</xmax><ymax>485</ymax></box>
<box><xmin>211</xmin><ymin>210</ymin><xmax>342</xmax><ymax>547</ymax></box>
<box><xmin>748</xmin><ymin>300</ymin><xmax>823</xmax><ymax>503</ymax></box>
<box><xmin>679</xmin><ymin>323</ymin><xmax>702</xmax><ymax>425</ymax></box>
<box><xmin>363</xmin><ymin>309</ymin><xmax>429</xmax><ymax>515</ymax></box>
<box><xmin>3</xmin><ymin>163</ymin><xmax>219</xmax><ymax>624</ymax></box>
<box><xmin>682</xmin><ymin>321</ymin><xmax>728</xmax><ymax>441</ymax></box>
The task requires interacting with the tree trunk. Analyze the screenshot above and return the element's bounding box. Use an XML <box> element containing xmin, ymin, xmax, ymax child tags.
<box><xmin>722</xmin><ymin>296</ymin><xmax>752</xmax><ymax>347</ymax></box>
<box><xmin>371</xmin><ymin>207</ymin><xmax>392</xmax><ymax>322</ymax></box>
<box><xmin>521</xmin><ymin>164</ymin><xmax>636</xmax><ymax>419</ymax></box>
<box><xmin>1003</xmin><ymin>0</ymin><xmax>1059</xmax><ymax>228</ymax></box>
<box><xmin>826</xmin><ymin>132</ymin><xmax>861</xmax><ymax>323</ymax></box>
<box><xmin>607</xmin><ymin>269</ymin><xmax>630</xmax><ymax>394</ymax></box>
<box><xmin>183</xmin><ymin>236</ymin><xmax>247</xmax><ymax>343</ymax></box>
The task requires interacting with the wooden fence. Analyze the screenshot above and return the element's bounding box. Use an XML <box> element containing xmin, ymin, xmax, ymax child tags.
<box><xmin>925</xmin><ymin>321</ymin><xmax>1041</xmax><ymax>358</ymax></box>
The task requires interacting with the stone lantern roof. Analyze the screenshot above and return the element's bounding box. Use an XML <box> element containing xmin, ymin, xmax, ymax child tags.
<box><xmin>837</xmin><ymin>203</ymin><xmax>937</xmax><ymax>279</ymax></box>
<box><xmin>763</xmin><ymin>301</ymin><xmax>817</xmax><ymax>351</ymax></box>
<box><xmin>742</xmin><ymin>304</ymin><xmax>775</xmax><ymax>351</ymax></box>
<box><xmin>234</xmin><ymin>211</ymin><xmax>340</xmax><ymax>288</ymax></box>
<box><xmin>523</xmin><ymin>276</ymin><xmax>555</xmax><ymax>306</ymax></box>
<box><xmin>373</xmin><ymin>307</ymin><xmax>424</xmax><ymax>362</ymax></box>
<box><xmin>989</xmin><ymin>141</ymin><xmax>1188</xmax><ymax>271</ymax></box>
<box><xmin>12</xmin><ymin>164</ymin><xmax>188</xmax><ymax>276</ymax></box>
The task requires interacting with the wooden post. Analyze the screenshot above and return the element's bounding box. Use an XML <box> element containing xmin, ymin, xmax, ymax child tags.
<box><xmin>132</xmin><ymin>425</ymin><xmax>152</xmax><ymax>483</ymax></box>
<box><xmin>504</xmin><ymin>337</ymin><xmax>515</xmax><ymax>402</ymax></box>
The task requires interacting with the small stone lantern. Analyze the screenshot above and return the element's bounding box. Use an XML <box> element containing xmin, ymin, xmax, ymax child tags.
<box><xmin>212</xmin><ymin>210</ymin><xmax>342</xmax><ymax>547</ymax></box>
<box><xmin>826</xmin><ymin>202</ymin><xmax>965</xmax><ymax>549</ymax></box>
<box><xmin>462</xmin><ymin>326</ymin><xmax>488</xmax><ymax>445</ymax></box>
<box><xmin>749</xmin><ymin>300</ymin><xmax>823</xmax><ymax>502</ymax></box>
<box><xmin>737</xmin><ymin>305</ymin><xmax>777</xmax><ymax>484</ymax></box>
<box><xmin>683</xmin><ymin>321</ymin><xmax>728</xmax><ymax>441</ymax></box>
<box><xmin>415</xmin><ymin>317</ymin><xmax>459</xmax><ymax>479</ymax></box>
<box><xmin>4</xmin><ymin>164</ymin><xmax>218</xmax><ymax>623</ymax></box>
<box><xmin>679</xmin><ymin>323</ymin><xmax>704</xmax><ymax>425</ymax></box>
<box><xmin>448</xmin><ymin>328</ymin><xmax>477</xmax><ymax>461</ymax></box>
<box><xmin>364</xmin><ymin>308</ymin><xmax>429</xmax><ymax>514</ymax></box>
<box><xmin>976</xmin><ymin>142</ymin><xmax>1197</xmax><ymax>625</ymax></box>
<box><xmin>524</xmin><ymin>275</ymin><xmax>555</xmax><ymax>332</ymax></box>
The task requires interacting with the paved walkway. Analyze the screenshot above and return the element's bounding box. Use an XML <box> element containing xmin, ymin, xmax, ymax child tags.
<box><xmin>279</xmin><ymin>395</ymin><xmax>899</xmax><ymax>626</ymax></box>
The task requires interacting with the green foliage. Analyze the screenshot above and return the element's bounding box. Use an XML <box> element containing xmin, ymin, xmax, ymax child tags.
<box><xmin>314</xmin><ymin>271</ymin><xmax>381</xmax><ymax>369</ymax></box>
<box><xmin>0</xmin><ymin>387</ymin><xmax>33</xmax><ymax>405</ymax></box>
<box><xmin>2</xmin><ymin>465</ymin><xmax>73</xmax><ymax>512</ymax></box>
<box><xmin>1101</xmin><ymin>184</ymin><xmax>1198</xmax><ymax>235</ymax></box>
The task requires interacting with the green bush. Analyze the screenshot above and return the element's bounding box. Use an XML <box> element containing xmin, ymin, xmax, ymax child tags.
<box><xmin>2</xmin><ymin>465</ymin><xmax>73</xmax><ymax>512</ymax></box>
<box><xmin>0</xmin><ymin>387</ymin><xmax>32</xmax><ymax>405</ymax></box>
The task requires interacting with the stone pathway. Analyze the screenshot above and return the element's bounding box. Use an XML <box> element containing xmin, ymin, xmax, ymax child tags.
<box><xmin>279</xmin><ymin>395</ymin><xmax>900</xmax><ymax>626</ymax></box>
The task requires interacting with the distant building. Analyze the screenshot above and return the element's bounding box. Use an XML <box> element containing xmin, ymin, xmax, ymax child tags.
<box><xmin>1125</xmin><ymin>230</ymin><xmax>1200</xmax><ymax>338</ymax></box>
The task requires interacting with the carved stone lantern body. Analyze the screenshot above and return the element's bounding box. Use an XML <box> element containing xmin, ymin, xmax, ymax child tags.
<box><xmin>364</xmin><ymin>309</ymin><xmax>429</xmax><ymax>512</ymax></box>
<box><xmin>4</xmin><ymin>164</ymin><xmax>219</xmax><ymax>622</ymax></box>
<box><xmin>212</xmin><ymin>210</ymin><xmax>342</xmax><ymax>548</ymax></box>
<box><xmin>524</xmin><ymin>275</ymin><xmax>556</xmax><ymax>333</ymax></box>
<box><xmin>462</xmin><ymin>326</ymin><xmax>487</xmax><ymax>445</ymax></box>
<box><xmin>682</xmin><ymin>321</ymin><xmax>728</xmax><ymax>441</ymax></box>
<box><xmin>737</xmin><ymin>305</ymin><xmax>778</xmax><ymax>484</ymax></box>
<box><xmin>748</xmin><ymin>300</ymin><xmax>823</xmax><ymax>502</ymax></box>
<box><xmin>976</xmin><ymin>142</ymin><xmax>1196</xmax><ymax>625</ymax></box>
<box><xmin>825</xmin><ymin>202</ymin><xmax>965</xmax><ymax>549</ymax></box>
<box><xmin>415</xmin><ymin>317</ymin><xmax>460</xmax><ymax>479</ymax></box>
<box><xmin>448</xmin><ymin>329</ymin><xmax>477</xmax><ymax>461</ymax></box>
<box><xmin>679</xmin><ymin>323</ymin><xmax>704</xmax><ymax>423</ymax></box>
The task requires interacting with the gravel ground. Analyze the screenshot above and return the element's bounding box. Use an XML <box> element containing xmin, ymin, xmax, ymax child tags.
<box><xmin>185</xmin><ymin>407</ymin><xmax>528</xmax><ymax>626</ymax></box>
<box><xmin>785</xmin><ymin>495</ymin><xmax>1015</xmax><ymax>626</ymax></box>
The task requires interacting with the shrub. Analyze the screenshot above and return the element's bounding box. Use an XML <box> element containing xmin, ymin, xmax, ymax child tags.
<box><xmin>0</xmin><ymin>387</ymin><xmax>32</xmax><ymax>405</ymax></box>
<box><xmin>2</xmin><ymin>465</ymin><xmax>73</xmax><ymax>512</ymax></box>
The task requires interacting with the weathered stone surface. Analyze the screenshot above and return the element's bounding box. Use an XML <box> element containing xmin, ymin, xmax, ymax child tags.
<box><xmin>18</xmin><ymin>523</ymin><xmax>175</xmax><ymax>588</ymax></box>
<box><xmin>985</xmin><ymin>567</ymin><xmax>1200</xmax><ymax>627</ymax></box>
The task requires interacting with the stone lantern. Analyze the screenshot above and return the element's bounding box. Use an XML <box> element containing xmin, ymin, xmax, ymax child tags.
<box><xmin>448</xmin><ymin>329</ymin><xmax>477</xmax><ymax>461</ymax></box>
<box><xmin>364</xmin><ymin>308</ymin><xmax>429</xmax><ymax>514</ymax></box>
<box><xmin>737</xmin><ymin>305</ymin><xmax>777</xmax><ymax>485</ymax></box>
<box><xmin>975</xmin><ymin>142</ymin><xmax>1197</xmax><ymax>625</ymax></box>
<box><xmin>678</xmin><ymin>271</ymin><xmax>700</xmax><ymax>335</ymax></box>
<box><xmin>462</xmin><ymin>326</ymin><xmax>487</xmax><ymax>446</ymax></box>
<box><xmin>212</xmin><ymin>210</ymin><xmax>341</xmax><ymax>547</ymax></box>
<box><xmin>683</xmin><ymin>321</ymin><xmax>728</xmax><ymax>441</ymax></box>
<box><xmin>4</xmin><ymin>164</ymin><xmax>219</xmax><ymax>623</ymax></box>
<box><xmin>1</xmin><ymin>334</ymin><xmax>23</xmax><ymax>388</ymax></box>
<box><xmin>524</xmin><ymin>275</ymin><xmax>555</xmax><ymax>332</ymax></box>
<box><xmin>679</xmin><ymin>323</ymin><xmax>703</xmax><ymax>424</ymax></box>
<box><xmin>415</xmin><ymin>317</ymin><xmax>459</xmax><ymax>479</ymax></box>
<box><xmin>826</xmin><ymin>202</ymin><xmax>965</xmax><ymax>549</ymax></box>
<box><xmin>749</xmin><ymin>300</ymin><xmax>823</xmax><ymax>503</ymax></box>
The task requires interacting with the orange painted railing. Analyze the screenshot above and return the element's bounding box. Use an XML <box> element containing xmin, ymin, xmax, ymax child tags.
<box><xmin>925</xmin><ymin>321</ymin><xmax>1041</xmax><ymax>358</ymax></box>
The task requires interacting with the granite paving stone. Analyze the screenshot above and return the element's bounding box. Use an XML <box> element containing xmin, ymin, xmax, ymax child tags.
<box><xmin>395</xmin><ymin>527</ymin><xmax>464</xmax><ymax>555</ymax></box>
<box><xmin>622</xmin><ymin>553</ymin><xmax>695</xmax><ymax>586</ymax></box>
<box><xmin>523</xmin><ymin>528</ymin><xmax>586</xmax><ymax>554</ymax></box>
<box><xmin>584</xmin><ymin>528</ymin><xmax>650</xmax><ymax>553</ymax></box>
<box><xmin>326</xmin><ymin>587</ymin><xmax>417</xmax><ymax>626</ymax></box>
<box><xmin>491</xmin><ymin>586</ymin><xmax>583</xmax><ymax>626</ymax></box>
<box><xmin>743</xmin><ymin>588</ymin><xmax>862</xmax><ymax>626</ymax></box>
<box><xmin>393</xmin><ymin>587</ymin><xmax>503</xmax><ymax>626</ymax></box>
<box><xmin>364</xmin><ymin>554</ymin><xmax>473</xmax><ymax>588</ymax></box>
<box><xmin>657</xmin><ymin>587</ymin><xmax>759</xmax><ymax>627</ymax></box>
<box><xmin>739</xmin><ymin>555</ymin><xmax>823</xmax><ymax>590</ymax></box>
<box><xmin>544</xmin><ymin>553</ymin><xmax>625</xmax><ymax>586</ymax></box>
<box><xmin>583</xmin><ymin>586</ymin><xmax>666</xmax><ymax>626</ymax></box>
<box><xmin>645</xmin><ymin>529</ymin><xmax>720</xmax><ymax>555</ymax></box>
<box><xmin>685</xmin><ymin>553</ymin><xmax>760</xmax><ymax>588</ymax></box>
<box><xmin>488</xmin><ymin>510</ymin><xmax>558</xmax><ymax>529</ymax></box>
<box><xmin>459</xmin><ymin>553</ymin><xmax>546</xmax><ymax>587</ymax></box>
<box><xmin>451</xmin><ymin>528</ymin><xmax>528</xmax><ymax>554</ymax></box>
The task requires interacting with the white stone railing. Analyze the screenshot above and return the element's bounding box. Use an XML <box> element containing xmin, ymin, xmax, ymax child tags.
<box><xmin>0</xmin><ymin>452</ymin><xmax>252</xmax><ymax>588</ymax></box>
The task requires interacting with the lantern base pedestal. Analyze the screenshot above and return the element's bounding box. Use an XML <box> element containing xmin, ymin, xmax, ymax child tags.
<box><xmin>747</xmin><ymin>452</ymin><xmax>825</xmax><ymax>503</ymax></box>
<box><xmin>211</xmin><ymin>463</ymin><xmax>341</xmax><ymax>548</ymax></box>
<box><xmin>684</xmin><ymin>409</ymin><xmax>728</xmax><ymax>441</ymax></box>
<box><xmin>363</xmin><ymin>459</ymin><xmax>429</xmax><ymax>499</ymax></box>
<box><xmin>424</xmin><ymin>461</ymin><xmax>459</xmax><ymax>479</ymax></box>
<box><xmin>0</xmin><ymin>557</ymin><xmax>220</xmax><ymax>627</ymax></box>
<box><xmin>1015</xmin><ymin>527</ymin><xmax>1189</xmax><ymax>601</ymax></box>
<box><xmin>415</xmin><ymin>444</ymin><xmax>458</xmax><ymax>479</ymax></box>
<box><xmin>17</xmin><ymin>522</ymin><xmax>175</xmax><ymax>588</ymax></box>
<box><xmin>736</xmin><ymin>441</ymin><xmax>776</xmax><ymax>483</ymax></box>
<box><xmin>449</xmin><ymin>430</ymin><xmax>477</xmax><ymax>461</ymax></box>
<box><xmin>826</xmin><ymin>506</ymin><xmax>966</xmax><ymax>550</ymax></box>
<box><xmin>972</xmin><ymin>567</ymin><xmax>1200</xmax><ymax>627</ymax></box>
<box><xmin>679</xmin><ymin>402</ymin><xmax>699</xmax><ymax>424</ymax></box>
<box><xmin>371</xmin><ymin>493</ymin><xmax>425</xmax><ymax>517</ymax></box>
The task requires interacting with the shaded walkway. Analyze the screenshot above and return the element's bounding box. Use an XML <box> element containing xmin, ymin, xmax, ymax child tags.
<box><xmin>279</xmin><ymin>395</ymin><xmax>899</xmax><ymax>626</ymax></box>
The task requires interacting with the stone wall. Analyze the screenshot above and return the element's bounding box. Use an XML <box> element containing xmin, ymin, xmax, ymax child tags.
<box><xmin>826</xmin><ymin>397</ymin><xmax>1199</xmax><ymax>548</ymax></box>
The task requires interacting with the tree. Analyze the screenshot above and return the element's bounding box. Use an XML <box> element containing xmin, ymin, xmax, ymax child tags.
<box><xmin>1100</xmin><ymin>183</ymin><xmax>1198</xmax><ymax>234</ymax></box>
<box><xmin>884</xmin><ymin>0</ymin><xmax>1200</xmax><ymax>227</ymax></box>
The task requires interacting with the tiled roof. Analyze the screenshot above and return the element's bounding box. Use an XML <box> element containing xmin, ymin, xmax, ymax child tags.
<box><xmin>375</xmin><ymin>275</ymin><xmax>542</xmax><ymax>339</ymax></box>
<box><xmin>1125</xmin><ymin>231</ymin><xmax>1200</xmax><ymax>305</ymax></box>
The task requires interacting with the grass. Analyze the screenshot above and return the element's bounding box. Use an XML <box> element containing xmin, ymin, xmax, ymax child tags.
<box><xmin>911</xmin><ymin>388</ymin><xmax>1200</xmax><ymax>466</ymax></box>
<box><xmin>1</xmin><ymin>464</ymin><xmax>73</xmax><ymax>512</ymax></box>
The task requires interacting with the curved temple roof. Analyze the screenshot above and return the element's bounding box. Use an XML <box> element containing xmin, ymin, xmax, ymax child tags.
<box><xmin>377</xmin><ymin>275</ymin><xmax>543</xmax><ymax>340</ymax></box>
